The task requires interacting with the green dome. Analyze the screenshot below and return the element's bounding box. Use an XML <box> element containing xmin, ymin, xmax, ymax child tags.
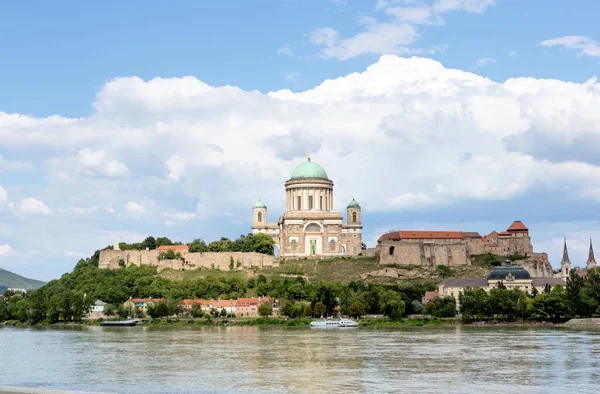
<box><xmin>290</xmin><ymin>160</ymin><xmax>329</xmax><ymax>180</ymax></box>
<box><xmin>487</xmin><ymin>259</ymin><xmax>531</xmax><ymax>281</ymax></box>
<box><xmin>253</xmin><ymin>199</ymin><xmax>267</xmax><ymax>209</ymax></box>
<box><xmin>347</xmin><ymin>198</ymin><xmax>360</xmax><ymax>209</ymax></box>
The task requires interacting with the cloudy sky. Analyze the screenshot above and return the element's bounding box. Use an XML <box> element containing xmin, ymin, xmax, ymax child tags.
<box><xmin>1</xmin><ymin>0</ymin><xmax>600</xmax><ymax>281</ymax></box>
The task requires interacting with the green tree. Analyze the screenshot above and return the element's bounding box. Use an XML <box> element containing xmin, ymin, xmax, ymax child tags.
<box><xmin>104</xmin><ymin>304</ymin><xmax>116</xmax><ymax>316</ymax></box>
<box><xmin>280</xmin><ymin>300</ymin><xmax>295</xmax><ymax>318</ymax></box>
<box><xmin>566</xmin><ymin>269</ymin><xmax>585</xmax><ymax>317</ymax></box>
<box><xmin>379</xmin><ymin>290</ymin><xmax>406</xmax><ymax>319</ymax></box>
<box><xmin>141</xmin><ymin>236</ymin><xmax>157</xmax><ymax>250</ymax></box>
<box><xmin>258</xmin><ymin>303</ymin><xmax>272</xmax><ymax>317</ymax></box>
<box><xmin>155</xmin><ymin>303</ymin><xmax>169</xmax><ymax>318</ymax></box>
<box><xmin>188</xmin><ymin>239</ymin><xmax>208</xmax><ymax>253</ymax></box>
<box><xmin>156</xmin><ymin>237</ymin><xmax>173</xmax><ymax>247</ymax></box>
<box><xmin>348</xmin><ymin>301</ymin><xmax>366</xmax><ymax>318</ymax></box>
<box><xmin>191</xmin><ymin>304</ymin><xmax>203</xmax><ymax>318</ymax></box>
<box><xmin>313</xmin><ymin>301</ymin><xmax>326</xmax><ymax>318</ymax></box>
<box><xmin>208</xmin><ymin>237</ymin><xmax>234</xmax><ymax>252</ymax></box>
<box><xmin>303</xmin><ymin>305</ymin><xmax>313</xmax><ymax>317</ymax></box>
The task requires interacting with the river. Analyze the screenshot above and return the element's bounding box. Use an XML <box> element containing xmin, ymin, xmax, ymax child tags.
<box><xmin>1</xmin><ymin>325</ymin><xmax>600</xmax><ymax>393</ymax></box>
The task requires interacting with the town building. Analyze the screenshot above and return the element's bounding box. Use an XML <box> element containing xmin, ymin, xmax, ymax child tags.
<box><xmin>123</xmin><ymin>297</ymin><xmax>164</xmax><ymax>315</ymax></box>
<box><xmin>438</xmin><ymin>260</ymin><xmax>566</xmax><ymax>309</ymax></box>
<box><xmin>377</xmin><ymin>221</ymin><xmax>553</xmax><ymax>277</ymax></box>
<box><xmin>251</xmin><ymin>152</ymin><xmax>362</xmax><ymax>257</ymax></box>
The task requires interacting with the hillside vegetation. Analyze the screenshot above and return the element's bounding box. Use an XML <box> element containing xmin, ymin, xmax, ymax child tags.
<box><xmin>0</xmin><ymin>268</ymin><xmax>46</xmax><ymax>290</ymax></box>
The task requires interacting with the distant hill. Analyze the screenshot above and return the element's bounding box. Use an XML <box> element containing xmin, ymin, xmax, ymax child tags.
<box><xmin>0</xmin><ymin>268</ymin><xmax>46</xmax><ymax>290</ymax></box>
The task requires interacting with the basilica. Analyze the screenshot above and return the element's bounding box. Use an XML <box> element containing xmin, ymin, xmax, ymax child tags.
<box><xmin>251</xmin><ymin>154</ymin><xmax>363</xmax><ymax>257</ymax></box>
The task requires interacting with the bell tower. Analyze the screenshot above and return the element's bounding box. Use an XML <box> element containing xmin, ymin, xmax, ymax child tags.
<box><xmin>252</xmin><ymin>199</ymin><xmax>267</xmax><ymax>228</ymax></box>
<box><xmin>560</xmin><ymin>238</ymin><xmax>571</xmax><ymax>280</ymax></box>
<box><xmin>346</xmin><ymin>198</ymin><xmax>361</xmax><ymax>224</ymax></box>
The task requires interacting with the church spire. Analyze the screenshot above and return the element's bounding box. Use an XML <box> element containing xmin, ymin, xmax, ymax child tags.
<box><xmin>586</xmin><ymin>237</ymin><xmax>597</xmax><ymax>269</ymax></box>
<box><xmin>561</xmin><ymin>237</ymin><xmax>571</xmax><ymax>264</ymax></box>
<box><xmin>561</xmin><ymin>238</ymin><xmax>572</xmax><ymax>280</ymax></box>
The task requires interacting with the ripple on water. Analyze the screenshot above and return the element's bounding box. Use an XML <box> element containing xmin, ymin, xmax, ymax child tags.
<box><xmin>1</xmin><ymin>325</ymin><xmax>600</xmax><ymax>393</ymax></box>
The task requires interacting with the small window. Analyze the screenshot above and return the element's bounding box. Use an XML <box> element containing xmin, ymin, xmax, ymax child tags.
<box><xmin>389</xmin><ymin>246</ymin><xmax>395</xmax><ymax>256</ymax></box>
<box><xmin>329</xmin><ymin>239</ymin><xmax>336</xmax><ymax>252</ymax></box>
<box><xmin>320</xmin><ymin>196</ymin><xmax>323</xmax><ymax>210</ymax></box>
<box><xmin>291</xmin><ymin>239</ymin><xmax>297</xmax><ymax>251</ymax></box>
<box><xmin>352</xmin><ymin>212</ymin><xmax>357</xmax><ymax>222</ymax></box>
<box><xmin>325</xmin><ymin>197</ymin><xmax>328</xmax><ymax>210</ymax></box>
<box><xmin>309</xmin><ymin>196</ymin><xmax>313</xmax><ymax>210</ymax></box>
<box><xmin>297</xmin><ymin>196</ymin><xmax>301</xmax><ymax>210</ymax></box>
<box><xmin>257</xmin><ymin>212</ymin><xmax>262</xmax><ymax>222</ymax></box>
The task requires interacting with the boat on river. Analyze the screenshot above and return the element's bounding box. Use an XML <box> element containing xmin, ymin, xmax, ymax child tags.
<box><xmin>100</xmin><ymin>319</ymin><xmax>140</xmax><ymax>327</ymax></box>
<box><xmin>310</xmin><ymin>317</ymin><xmax>358</xmax><ymax>328</ymax></box>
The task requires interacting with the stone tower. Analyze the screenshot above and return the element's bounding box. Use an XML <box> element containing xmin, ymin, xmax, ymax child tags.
<box><xmin>586</xmin><ymin>238</ymin><xmax>597</xmax><ymax>270</ymax></box>
<box><xmin>560</xmin><ymin>238</ymin><xmax>571</xmax><ymax>280</ymax></box>
<box><xmin>252</xmin><ymin>199</ymin><xmax>267</xmax><ymax>227</ymax></box>
<box><xmin>346</xmin><ymin>198</ymin><xmax>361</xmax><ymax>225</ymax></box>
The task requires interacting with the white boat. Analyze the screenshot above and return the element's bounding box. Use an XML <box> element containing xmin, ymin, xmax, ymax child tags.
<box><xmin>310</xmin><ymin>317</ymin><xmax>358</xmax><ymax>328</ymax></box>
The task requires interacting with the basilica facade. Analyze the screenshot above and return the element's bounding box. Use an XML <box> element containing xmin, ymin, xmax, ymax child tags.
<box><xmin>251</xmin><ymin>155</ymin><xmax>363</xmax><ymax>257</ymax></box>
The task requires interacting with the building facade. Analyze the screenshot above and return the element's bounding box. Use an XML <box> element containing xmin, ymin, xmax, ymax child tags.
<box><xmin>377</xmin><ymin>221</ymin><xmax>553</xmax><ymax>277</ymax></box>
<box><xmin>438</xmin><ymin>260</ymin><xmax>566</xmax><ymax>309</ymax></box>
<box><xmin>251</xmin><ymin>154</ymin><xmax>362</xmax><ymax>257</ymax></box>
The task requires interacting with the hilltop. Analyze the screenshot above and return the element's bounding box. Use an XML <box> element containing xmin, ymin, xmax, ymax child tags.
<box><xmin>159</xmin><ymin>255</ymin><xmax>494</xmax><ymax>286</ymax></box>
<box><xmin>0</xmin><ymin>268</ymin><xmax>46</xmax><ymax>291</ymax></box>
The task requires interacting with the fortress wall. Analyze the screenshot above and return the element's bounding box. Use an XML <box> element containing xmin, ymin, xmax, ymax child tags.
<box><xmin>98</xmin><ymin>250</ymin><xmax>278</xmax><ymax>271</ymax></box>
<box><xmin>378</xmin><ymin>241</ymin><xmax>468</xmax><ymax>266</ymax></box>
<box><xmin>465</xmin><ymin>236</ymin><xmax>534</xmax><ymax>257</ymax></box>
<box><xmin>379</xmin><ymin>242</ymin><xmax>422</xmax><ymax>266</ymax></box>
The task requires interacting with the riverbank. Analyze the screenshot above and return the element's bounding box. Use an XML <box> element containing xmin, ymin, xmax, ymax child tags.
<box><xmin>4</xmin><ymin>316</ymin><xmax>600</xmax><ymax>328</ymax></box>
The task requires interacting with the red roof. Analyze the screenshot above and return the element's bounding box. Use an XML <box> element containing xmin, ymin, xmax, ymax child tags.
<box><xmin>507</xmin><ymin>221</ymin><xmax>528</xmax><ymax>231</ymax></box>
<box><xmin>127</xmin><ymin>298</ymin><xmax>164</xmax><ymax>303</ymax></box>
<box><xmin>498</xmin><ymin>231</ymin><xmax>511</xmax><ymax>236</ymax></box>
<box><xmin>378</xmin><ymin>231</ymin><xmax>463</xmax><ymax>242</ymax></box>
<box><xmin>157</xmin><ymin>245</ymin><xmax>189</xmax><ymax>252</ymax></box>
<box><xmin>462</xmin><ymin>232</ymin><xmax>482</xmax><ymax>238</ymax></box>
<box><xmin>424</xmin><ymin>291</ymin><xmax>439</xmax><ymax>301</ymax></box>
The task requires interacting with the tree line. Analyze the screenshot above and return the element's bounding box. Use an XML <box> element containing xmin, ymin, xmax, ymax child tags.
<box><xmin>0</xmin><ymin>250</ymin><xmax>433</xmax><ymax>324</ymax></box>
<box><xmin>112</xmin><ymin>233</ymin><xmax>276</xmax><ymax>255</ymax></box>
<box><xmin>459</xmin><ymin>268</ymin><xmax>600</xmax><ymax>322</ymax></box>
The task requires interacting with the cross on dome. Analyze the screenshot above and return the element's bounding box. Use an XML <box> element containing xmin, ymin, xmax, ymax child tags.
<box><xmin>307</xmin><ymin>149</ymin><xmax>311</xmax><ymax>162</ymax></box>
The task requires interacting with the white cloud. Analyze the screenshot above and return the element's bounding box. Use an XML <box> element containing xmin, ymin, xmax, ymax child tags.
<box><xmin>310</xmin><ymin>0</ymin><xmax>495</xmax><ymax>60</ymax></box>
<box><xmin>164</xmin><ymin>212</ymin><xmax>196</xmax><ymax>221</ymax></box>
<box><xmin>64</xmin><ymin>250</ymin><xmax>86</xmax><ymax>258</ymax></box>
<box><xmin>18</xmin><ymin>198</ymin><xmax>52</xmax><ymax>215</ymax></box>
<box><xmin>508</xmin><ymin>51</ymin><xmax>517</xmax><ymax>57</ymax></box>
<box><xmin>330</xmin><ymin>0</ymin><xmax>347</xmax><ymax>6</ymax></box>
<box><xmin>165</xmin><ymin>155</ymin><xmax>185</xmax><ymax>181</ymax></box>
<box><xmin>0</xmin><ymin>244</ymin><xmax>13</xmax><ymax>256</ymax></box>
<box><xmin>125</xmin><ymin>201</ymin><xmax>146</xmax><ymax>216</ymax></box>
<box><xmin>283</xmin><ymin>72</ymin><xmax>302</xmax><ymax>83</ymax></box>
<box><xmin>1</xmin><ymin>55</ymin><xmax>600</xmax><ymax>225</ymax></box>
<box><xmin>0</xmin><ymin>154</ymin><xmax>34</xmax><ymax>173</ymax></box>
<box><xmin>76</xmin><ymin>148</ymin><xmax>129</xmax><ymax>178</ymax></box>
<box><xmin>476</xmin><ymin>57</ymin><xmax>496</xmax><ymax>67</ymax></box>
<box><xmin>0</xmin><ymin>186</ymin><xmax>7</xmax><ymax>205</ymax></box>
<box><xmin>541</xmin><ymin>35</ymin><xmax>600</xmax><ymax>58</ymax></box>
<box><xmin>277</xmin><ymin>46</ymin><xmax>294</xmax><ymax>57</ymax></box>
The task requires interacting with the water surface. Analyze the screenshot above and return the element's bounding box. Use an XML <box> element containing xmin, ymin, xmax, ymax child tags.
<box><xmin>1</xmin><ymin>325</ymin><xmax>599</xmax><ymax>393</ymax></box>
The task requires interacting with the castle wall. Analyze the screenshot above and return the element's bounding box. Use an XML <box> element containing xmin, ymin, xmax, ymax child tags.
<box><xmin>99</xmin><ymin>250</ymin><xmax>278</xmax><ymax>271</ymax></box>
<box><xmin>378</xmin><ymin>241</ymin><xmax>469</xmax><ymax>267</ymax></box>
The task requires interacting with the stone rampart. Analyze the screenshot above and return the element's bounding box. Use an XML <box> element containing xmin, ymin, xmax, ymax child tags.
<box><xmin>99</xmin><ymin>250</ymin><xmax>278</xmax><ymax>272</ymax></box>
<box><xmin>379</xmin><ymin>241</ymin><xmax>469</xmax><ymax>267</ymax></box>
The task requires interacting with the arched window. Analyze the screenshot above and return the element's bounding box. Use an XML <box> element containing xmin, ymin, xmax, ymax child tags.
<box><xmin>329</xmin><ymin>239</ymin><xmax>336</xmax><ymax>252</ymax></box>
<box><xmin>389</xmin><ymin>246</ymin><xmax>395</xmax><ymax>256</ymax></box>
<box><xmin>305</xmin><ymin>223</ymin><xmax>322</xmax><ymax>232</ymax></box>
<box><xmin>352</xmin><ymin>212</ymin><xmax>357</xmax><ymax>222</ymax></box>
<box><xmin>291</xmin><ymin>240</ymin><xmax>297</xmax><ymax>251</ymax></box>
<box><xmin>257</xmin><ymin>212</ymin><xmax>263</xmax><ymax>222</ymax></box>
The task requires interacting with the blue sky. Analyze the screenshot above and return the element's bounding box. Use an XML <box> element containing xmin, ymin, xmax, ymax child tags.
<box><xmin>1</xmin><ymin>0</ymin><xmax>600</xmax><ymax>280</ymax></box>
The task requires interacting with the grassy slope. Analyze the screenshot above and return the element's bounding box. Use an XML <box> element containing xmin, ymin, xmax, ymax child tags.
<box><xmin>0</xmin><ymin>268</ymin><xmax>46</xmax><ymax>290</ymax></box>
<box><xmin>158</xmin><ymin>255</ymin><xmax>493</xmax><ymax>286</ymax></box>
